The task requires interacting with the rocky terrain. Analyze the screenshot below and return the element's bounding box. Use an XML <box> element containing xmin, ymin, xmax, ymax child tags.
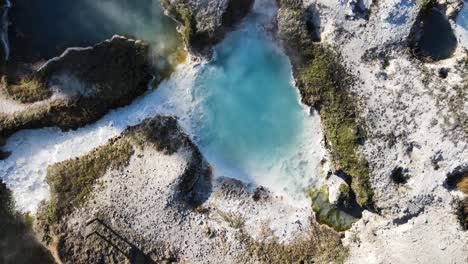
<box><xmin>0</xmin><ymin>180</ymin><xmax>54</xmax><ymax>264</ymax></box>
<box><xmin>161</xmin><ymin>0</ymin><xmax>255</xmax><ymax>56</ymax></box>
<box><xmin>0</xmin><ymin>36</ymin><xmax>157</xmax><ymax>159</ymax></box>
<box><xmin>276</xmin><ymin>0</ymin><xmax>467</xmax><ymax>262</ymax></box>
<box><xmin>0</xmin><ymin>0</ymin><xmax>466</xmax><ymax>263</ymax></box>
<box><xmin>36</xmin><ymin>116</ymin><xmax>345</xmax><ymax>263</ymax></box>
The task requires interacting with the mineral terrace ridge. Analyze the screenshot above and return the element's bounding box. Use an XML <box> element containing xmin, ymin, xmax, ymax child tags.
<box><xmin>0</xmin><ymin>0</ymin><xmax>467</xmax><ymax>263</ymax></box>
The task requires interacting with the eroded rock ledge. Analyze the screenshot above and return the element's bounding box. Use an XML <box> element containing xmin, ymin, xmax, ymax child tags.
<box><xmin>36</xmin><ymin>115</ymin><xmax>347</xmax><ymax>263</ymax></box>
<box><xmin>276</xmin><ymin>0</ymin><xmax>467</xmax><ymax>263</ymax></box>
<box><xmin>0</xmin><ymin>36</ymin><xmax>159</xmax><ymax>159</ymax></box>
<box><xmin>276</xmin><ymin>0</ymin><xmax>373</xmax><ymax>221</ymax></box>
<box><xmin>161</xmin><ymin>0</ymin><xmax>254</xmax><ymax>57</ymax></box>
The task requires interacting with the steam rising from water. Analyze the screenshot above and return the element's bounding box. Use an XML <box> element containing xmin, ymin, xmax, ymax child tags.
<box><xmin>1</xmin><ymin>0</ymin><xmax>324</xmax><ymax>212</ymax></box>
<box><xmin>9</xmin><ymin>0</ymin><xmax>181</xmax><ymax>67</ymax></box>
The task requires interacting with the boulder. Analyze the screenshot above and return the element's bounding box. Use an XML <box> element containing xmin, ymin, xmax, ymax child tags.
<box><xmin>0</xmin><ymin>36</ymin><xmax>156</xmax><ymax>156</ymax></box>
<box><xmin>161</xmin><ymin>0</ymin><xmax>254</xmax><ymax>57</ymax></box>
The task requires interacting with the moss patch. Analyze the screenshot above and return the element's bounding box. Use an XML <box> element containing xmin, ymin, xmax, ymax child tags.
<box><xmin>44</xmin><ymin>138</ymin><xmax>134</xmax><ymax>224</ymax></box>
<box><xmin>390</xmin><ymin>166</ymin><xmax>410</xmax><ymax>184</ymax></box>
<box><xmin>0</xmin><ymin>92</ymin><xmax>156</xmax><ymax>148</ymax></box>
<box><xmin>308</xmin><ymin>187</ymin><xmax>362</xmax><ymax>232</ymax></box>
<box><xmin>295</xmin><ymin>44</ymin><xmax>373</xmax><ymax>209</ymax></box>
<box><xmin>457</xmin><ymin>176</ymin><xmax>468</xmax><ymax>229</ymax></box>
<box><xmin>447</xmin><ymin>55</ymin><xmax>467</xmax><ymax>137</ymax></box>
<box><xmin>446</xmin><ymin>169</ymin><xmax>468</xmax><ymax>230</ymax></box>
<box><xmin>179</xmin><ymin>6</ymin><xmax>196</xmax><ymax>47</ymax></box>
<box><xmin>0</xmin><ymin>104</ymin><xmax>49</xmax><ymax>138</ymax></box>
<box><xmin>2</xmin><ymin>75</ymin><xmax>50</xmax><ymax>103</ymax></box>
<box><xmin>0</xmin><ymin>37</ymin><xmax>158</xmax><ymax>159</ymax></box>
<box><xmin>160</xmin><ymin>0</ymin><xmax>197</xmax><ymax>49</ymax></box>
<box><xmin>40</xmin><ymin>116</ymin><xmax>195</xmax><ymax>225</ymax></box>
<box><xmin>239</xmin><ymin>223</ymin><xmax>348</xmax><ymax>263</ymax></box>
<box><xmin>409</xmin><ymin>1</ymin><xmax>457</xmax><ymax>61</ymax></box>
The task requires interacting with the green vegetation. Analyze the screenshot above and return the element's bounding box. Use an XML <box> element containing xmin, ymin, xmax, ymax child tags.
<box><xmin>0</xmin><ymin>92</ymin><xmax>154</xmax><ymax>149</ymax></box>
<box><xmin>239</xmin><ymin>223</ymin><xmax>348</xmax><ymax>263</ymax></box>
<box><xmin>3</xmin><ymin>75</ymin><xmax>50</xmax><ymax>103</ymax></box>
<box><xmin>446</xmin><ymin>171</ymin><xmax>468</xmax><ymax>230</ymax></box>
<box><xmin>348</xmin><ymin>229</ymin><xmax>361</xmax><ymax>244</ymax></box>
<box><xmin>308</xmin><ymin>187</ymin><xmax>361</xmax><ymax>232</ymax></box>
<box><xmin>382</xmin><ymin>58</ymin><xmax>390</xmax><ymax>69</ymax></box>
<box><xmin>160</xmin><ymin>0</ymin><xmax>196</xmax><ymax>48</ymax></box>
<box><xmin>447</xmin><ymin>54</ymin><xmax>468</xmax><ymax>136</ymax></box>
<box><xmin>126</xmin><ymin>116</ymin><xmax>193</xmax><ymax>154</ymax></box>
<box><xmin>44</xmin><ymin>138</ymin><xmax>134</xmax><ymax>224</ymax></box>
<box><xmin>0</xmin><ymin>181</ymin><xmax>54</xmax><ymax>264</ymax></box>
<box><xmin>296</xmin><ymin>44</ymin><xmax>374</xmax><ymax>209</ymax></box>
<box><xmin>339</xmin><ymin>183</ymin><xmax>350</xmax><ymax>194</ymax></box>
<box><xmin>218</xmin><ymin>210</ymin><xmax>245</xmax><ymax>229</ymax></box>
<box><xmin>0</xmin><ymin>135</ymin><xmax>10</xmax><ymax>159</ymax></box>
<box><xmin>179</xmin><ymin>6</ymin><xmax>196</xmax><ymax>46</ymax></box>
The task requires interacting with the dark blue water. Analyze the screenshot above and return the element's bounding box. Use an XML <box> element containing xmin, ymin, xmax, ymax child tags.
<box><xmin>9</xmin><ymin>0</ymin><xmax>180</xmax><ymax>64</ymax></box>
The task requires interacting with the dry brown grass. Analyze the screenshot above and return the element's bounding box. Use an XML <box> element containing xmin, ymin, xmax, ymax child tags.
<box><xmin>218</xmin><ymin>210</ymin><xmax>245</xmax><ymax>229</ymax></box>
<box><xmin>44</xmin><ymin>138</ymin><xmax>134</xmax><ymax>224</ymax></box>
<box><xmin>238</xmin><ymin>222</ymin><xmax>348</xmax><ymax>264</ymax></box>
<box><xmin>456</xmin><ymin>175</ymin><xmax>468</xmax><ymax>194</ymax></box>
<box><xmin>4</xmin><ymin>76</ymin><xmax>50</xmax><ymax>103</ymax></box>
